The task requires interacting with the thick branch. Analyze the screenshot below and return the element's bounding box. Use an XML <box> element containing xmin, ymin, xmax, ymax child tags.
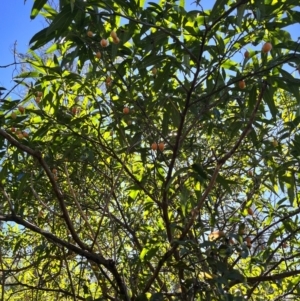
<box><xmin>4</xmin><ymin>281</ymin><xmax>86</xmax><ymax>300</ymax></box>
<box><xmin>0</xmin><ymin>214</ymin><xmax>130</xmax><ymax>301</ymax></box>
<box><xmin>0</xmin><ymin>129</ymin><xmax>87</xmax><ymax>250</ymax></box>
<box><xmin>230</xmin><ymin>269</ymin><xmax>300</xmax><ymax>288</ymax></box>
<box><xmin>0</xmin><ymin>214</ymin><xmax>110</xmax><ymax>265</ymax></box>
<box><xmin>142</xmin><ymin>80</ymin><xmax>267</xmax><ymax>294</ymax></box>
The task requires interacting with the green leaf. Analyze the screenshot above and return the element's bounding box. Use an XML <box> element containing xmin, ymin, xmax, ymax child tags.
<box><xmin>30</xmin><ymin>0</ymin><xmax>47</xmax><ymax>20</ymax></box>
<box><xmin>237</xmin><ymin>4</ymin><xmax>246</xmax><ymax>28</ymax></box>
<box><xmin>46</xmin><ymin>5</ymin><xmax>76</xmax><ymax>36</ymax></box>
<box><xmin>29</xmin><ymin>27</ymin><xmax>57</xmax><ymax>49</ymax></box>
<box><xmin>263</xmin><ymin>84</ymin><xmax>277</xmax><ymax>119</ymax></box>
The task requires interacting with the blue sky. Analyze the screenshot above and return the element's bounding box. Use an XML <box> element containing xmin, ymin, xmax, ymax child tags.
<box><xmin>0</xmin><ymin>1</ymin><xmax>44</xmax><ymax>95</ymax></box>
<box><xmin>1</xmin><ymin>1</ymin><xmax>300</xmax><ymax>96</ymax></box>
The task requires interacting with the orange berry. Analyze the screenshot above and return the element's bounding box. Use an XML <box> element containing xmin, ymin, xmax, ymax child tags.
<box><xmin>247</xmin><ymin>208</ymin><xmax>254</xmax><ymax>216</ymax></box>
<box><xmin>87</xmin><ymin>31</ymin><xmax>93</xmax><ymax>37</ymax></box>
<box><xmin>22</xmin><ymin>131</ymin><xmax>29</xmax><ymax>138</ymax></box>
<box><xmin>244</xmin><ymin>51</ymin><xmax>250</xmax><ymax>58</ymax></box>
<box><xmin>209</xmin><ymin>230</ymin><xmax>225</xmax><ymax>241</ymax></box>
<box><xmin>110</xmin><ymin>31</ymin><xmax>118</xmax><ymax>39</ymax></box>
<box><xmin>100</xmin><ymin>39</ymin><xmax>108</xmax><ymax>47</ymax></box>
<box><xmin>95</xmin><ymin>52</ymin><xmax>101</xmax><ymax>59</ymax></box>
<box><xmin>35</xmin><ymin>96</ymin><xmax>41</xmax><ymax>103</ymax></box>
<box><xmin>112</xmin><ymin>37</ymin><xmax>120</xmax><ymax>44</ymax></box>
<box><xmin>18</xmin><ymin>106</ymin><xmax>25</xmax><ymax>114</ymax></box>
<box><xmin>17</xmin><ymin>133</ymin><xmax>24</xmax><ymax>139</ymax></box>
<box><xmin>262</xmin><ymin>42</ymin><xmax>272</xmax><ymax>53</ymax></box>
<box><xmin>52</xmin><ymin>168</ymin><xmax>57</xmax><ymax>174</ymax></box>
<box><xmin>158</xmin><ymin>142</ymin><xmax>165</xmax><ymax>151</ymax></box>
<box><xmin>123</xmin><ymin>107</ymin><xmax>129</xmax><ymax>114</ymax></box>
<box><xmin>152</xmin><ymin>68</ymin><xmax>157</xmax><ymax>75</ymax></box>
<box><xmin>106</xmin><ymin>76</ymin><xmax>112</xmax><ymax>85</ymax></box>
<box><xmin>151</xmin><ymin>142</ymin><xmax>158</xmax><ymax>151</ymax></box>
<box><xmin>71</xmin><ymin>107</ymin><xmax>78</xmax><ymax>115</ymax></box>
<box><xmin>11</xmin><ymin>127</ymin><xmax>16</xmax><ymax>132</ymax></box>
<box><xmin>36</xmin><ymin>91</ymin><xmax>43</xmax><ymax>97</ymax></box>
<box><xmin>239</xmin><ymin>80</ymin><xmax>246</xmax><ymax>89</ymax></box>
<box><xmin>11</xmin><ymin>112</ymin><xmax>17</xmax><ymax>119</ymax></box>
<box><xmin>38</xmin><ymin>211</ymin><xmax>44</xmax><ymax>218</ymax></box>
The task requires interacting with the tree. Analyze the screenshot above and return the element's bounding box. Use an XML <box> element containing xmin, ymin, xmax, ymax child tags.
<box><xmin>1</xmin><ymin>0</ymin><xmax>300</xmax><ymax>300</ymax></box>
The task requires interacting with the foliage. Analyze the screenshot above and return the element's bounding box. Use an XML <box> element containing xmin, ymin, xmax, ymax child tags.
<box><xmin>1</xmin><ymin>0</ymin><xmax>300</xmax><ymax>300</ymax></box>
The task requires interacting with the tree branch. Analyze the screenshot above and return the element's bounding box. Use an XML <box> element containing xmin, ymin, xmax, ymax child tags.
<box><xmin>229</xmin><ymin>269</ymin><xmax>300</xmax><ymax>287</ymax></box>
<box><xmin>0</xmin><ymin>214</ymin><xmax>130</xmax><ymax>301</ymax></box>
<box><xmin>0</xmin><ymin>128</ymin><xmax>87</xmax><ymax>251</ymax></box>
<box><xmin>142</xmin><ymin>80</ymin><xmax>268</xmax><ymax>294</ymax></box>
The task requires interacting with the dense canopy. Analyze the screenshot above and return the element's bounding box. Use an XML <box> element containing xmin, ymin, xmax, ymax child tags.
<box><xmin>1</xmin><ymin>0</ymin><xmax>300</xmax><ymax>300</ymax></box>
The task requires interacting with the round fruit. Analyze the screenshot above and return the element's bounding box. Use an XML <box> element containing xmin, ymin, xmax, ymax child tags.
<box><xmin>152</xmin><ymin>67</ymin><xmax>157</xmax><ymax>75</ymax></box>
<box><xmin>38</xmin><ymin>211</ymin><xmax>44</xmax><ymax>218</ymax></box>
<box><xmin>71</xmin><ymin>107</ymin><xmax>78</xmax><ymax>115</ymax></box>
<box><xmin>17</xmin><ymin>133</ymin><xmax>24</xmax><ymax>139</ymax></box>
<box><xmin>239</xmin><ymin>80</ymin><xmax>246</xmax><ymax>89</ymax></box>
<box><xmin>151</xmin><ymin>142</ymin><xmax>158</xmax><ymax>151</ymax></box>
<box><xmin>247</xmin><ymin>170</ymin><xmax>253</xmax><ymax>177</ymax></box>
<box><xmin>245</xmin><ymin>237</ymin><xmax>251</xmax><ymax>244</ymax></box>
<box><xmin>95</xmin><ymin>52</ymin><xmax>101</xmax><ymax>59</ymax></box>
<box><xmin>272</xmin><ymin>139</ymin><xmax>278</xmax><ymax>147</ymax></box>
<box><xmin>35</xmin><ymin>96</ymin><xmax>41</xmax><ymax>103</ymax></box>
<box><xmin>22</xmin><ymin>131</ymin><xmax>29</xmax><ymax>138</ymax></box>
<box><xmin>209</xmin><ymin>230</ymin><xmax>225</xmax><ymax>241</ymax></box>
<box><xmin>282</xmin><ymin>242</ymin><xmax>287</xmax><ymax>248</ymax></box>
<box><xmin>247</xmin><ymin>208</ymin><xmax>254</xmax><ymax>216</ymax></box>
<box><xmin>123</xmin><ymin>107</ymin><xmax>129</xmax><ymax>114</ymax></box>
<box><xmin>158</xmin><ymin>142</ymin><xmax>165</xmax><ymax>151</ymax></box>
<box><xmin>244</xmin><ymin>50</ymin><xmax>250</xmax><ymax>58</ymax></box>
<box><xmin>262</xmin><ymin>42</ymin><xmax>272</xmax><ymax>53</ymax></box>
<box><xmin>11</xmin><ymin>112</ymin><xmax>17</xmax><ymax>119</ymax></box>
<box><xmin>37</xmin><ymin>91</ymin><xmax>43</xmax><ymax>97</ymax></box>
<box><xmin>110</xmin><ymin>31</ymin><xmax>118</xmax><ymax>39</ymax></box>
<box><xmin>112</xmin><ymin>37</ymin><xmax>120</xmax><ymax>44</ymax></box>
<box><xmin>87</xmin><ymin>31</ymin><xmax>93</xmax><ymax>37</ymax></box>
<box><xmin>52</xmin><ymin>168</ymin><xmax>57</xmax><ymax>174</ymax></box>
<box><xmin>100</xmin><ymin>39</ymin><xmax>108</xmax><ymax>47</ymax></box>
<box><xmin>11</xmin><ymin>127</ymin><xmax>16</xmax><ymax>132</ymax></box>
<box><xmin>18</xmin><ymin>106</ymin><xmax>25</xmax><ymax>114</ymax></box>
<box><xmin>106</xmin><ymin>76</ymin><xmax>112</xmax><ymax>85</ymax></box>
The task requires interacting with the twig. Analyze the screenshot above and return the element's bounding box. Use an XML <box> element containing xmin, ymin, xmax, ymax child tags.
<box><xmin>64</xmin><ymin>163</ymin><xmax>102</xmax><ymax>255</ymax></box>
<box><xmin>0</xmin><ymin>128</ymin><xmax>87</xmax><ymax>251</ymax></box>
